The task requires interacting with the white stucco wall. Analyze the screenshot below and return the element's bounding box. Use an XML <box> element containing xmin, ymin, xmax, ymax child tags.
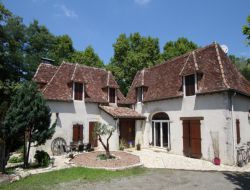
<box><xmin>135</xmin><ymin>92</ymin><xmax>237</xmax><ymax>165</ymax></box>
<box><xmin>30</xmin><ymin>100</ymin><xmax>118</xmax><ymax>160</ymax></box>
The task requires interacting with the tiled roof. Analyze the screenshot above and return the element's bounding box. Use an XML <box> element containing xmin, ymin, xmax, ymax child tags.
<box><xmin>33</xmin><ymin>62</ymin><xmax>126</xmax><ymax>103</ymax></box>
<box><xmin>99</xmin><ymin>106</ymin><xmax>146</xmax><ymax>119</ymax></box>
<box><xmin>126</xmin><ymin>43</ymin><xmax>250</xmax><ymax>103</ymax></box>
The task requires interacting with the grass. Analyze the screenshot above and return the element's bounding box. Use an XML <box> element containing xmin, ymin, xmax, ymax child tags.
<box><xmin>0</xmin><ymin>167</ymin><xmax>147</xmax><ymax>190</ymax></box>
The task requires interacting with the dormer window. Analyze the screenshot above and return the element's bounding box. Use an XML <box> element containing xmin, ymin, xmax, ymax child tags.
<box><xmin>74</xmin><ymin>82</ymin><xmax>83</xmax><ymax>100</ymax></box>
<box><xmin>184</xmin><ymin>74</ymin><xmax>196</xmax><ymax>96</ymax></box>
<box><xmin>109</xmin><ymin>88</ymin><xmax>116</xmax><ymax>103</ymax></box>
<box><xmin>136</xmin><ymin>87</ymin><xmax>143</xmax><ymax>102</ymax></box>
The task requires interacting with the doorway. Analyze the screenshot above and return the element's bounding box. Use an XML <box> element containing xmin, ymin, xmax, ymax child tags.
<box><xmin>151</xmin><ymin>112</ymin><xmax>170</xmax><ymax>149</ymax></box>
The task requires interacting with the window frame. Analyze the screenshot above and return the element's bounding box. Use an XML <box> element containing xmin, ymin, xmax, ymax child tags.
<box><xmin>73</xmin><ymin>82</ymin><xmax>84</xmax><ymax>101</ymax></box>
<box><xmin>108</xmin><ymin>87</ymin><xmax>116</xmax><ymax>103</ymax></box>
<box><xmin>136</xmin><ymin>87</ymin><xmax>144</xmax><ymax>103</ymax></box>
<box><xmin>183</xmin><ymin>74</ymin><xmax>197</xmax><ymax>97</ymax></box>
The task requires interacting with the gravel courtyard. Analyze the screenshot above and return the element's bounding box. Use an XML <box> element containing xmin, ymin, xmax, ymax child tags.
<box><xmin>53</xmin><ymin>169</ymin><xmax>250</xmax><ymax>190</ymax></box>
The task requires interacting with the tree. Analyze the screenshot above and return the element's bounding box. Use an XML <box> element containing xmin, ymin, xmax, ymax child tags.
<box><xmin>107</xmin><ymin>33</ymin><xmax>161</xmax><ymax>95</ymax></box>
<box><xmin>24</xmin><ymin>20</ymin><xmax>57</xmax><ymax>79</ymax></box>
<box><xmin>4</xmin><ymin>82</ymin><xmax>56</xmax><ymax>168</ymax></box>
<box><xmin>50</xmin><ymin>35</ymin><xmax>74</xmax><ymax>64</ymax></box>
<box><xmin>229</xmin><ymin>55</ymin><xmax>250</xmax><ymax>81</ymax></box>
<box><xmin>93</xmin><ymin>123</ymin><xmax>115</xmax><ymax>158</ymax></box>
<box><xmin>70</xmin><ymin>46</ymin><xmax>104</xmax><ymax>68</ymax></box>
<box><xmin>0</xmin><ymin>3</ymin><xmax>26</xmax><ymax>82</ymax></box>
<box><xmin>162</xmin><ymin>37</ymin><xmax>198</xmax><ymax>61</ymax></box>
<box><xmin>243</xmin><ymin>15</ymin><xmax>250</xmax><ymax>45</ymax></box>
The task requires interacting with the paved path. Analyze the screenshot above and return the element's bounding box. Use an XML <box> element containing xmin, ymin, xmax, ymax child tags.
<box><xmin>128</xmin><ymin>148</ymin><xmax>250</xmax><ymax>172</ymax></box>
<box><xmin>53</xmin><ymin>169</ymin><xmax>250</xmax><ymax>190</ymax></box>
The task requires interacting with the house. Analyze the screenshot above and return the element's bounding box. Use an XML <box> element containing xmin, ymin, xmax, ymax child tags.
<box><xmin>33</xmin><ymin>42</ymin><xmax>250</xmax><ymax>165</ymax></box>
<box><xmin>126</xmin><ymin>42</ymin><xmax>250</xmax><ymax>165</ymax></box>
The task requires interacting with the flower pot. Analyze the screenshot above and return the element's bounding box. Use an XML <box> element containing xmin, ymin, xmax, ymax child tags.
<box><xmin>136</xmin><ymin>144</ymin><xmax>141</xmax><ymax>151</ymax></box>
<box><xmin>213</xmin><ymin>157</ymin><xmax>221</xmax><ymax>165</ymax></box>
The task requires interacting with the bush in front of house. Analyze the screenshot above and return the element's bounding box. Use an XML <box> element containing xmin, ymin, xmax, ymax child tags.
<box><xmin>34</xmin><ymin>150</ymin><xmax>50</xmax><ymax>167</ymax></box>
<box><xmin>9</xmin><ymin>154</ymin><xmax>23</xmax><ymax>163</ymax></box>
<box><xmin>97</xmin><ymin>154</ymin><xmax>115</xmax><ymax>160</ymax></box>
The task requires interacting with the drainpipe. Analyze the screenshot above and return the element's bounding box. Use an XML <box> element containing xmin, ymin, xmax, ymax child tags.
<box><xmin>231</xmin><ymin>92</ymin><xmax>237</xmax><ymax>165</ymax></box>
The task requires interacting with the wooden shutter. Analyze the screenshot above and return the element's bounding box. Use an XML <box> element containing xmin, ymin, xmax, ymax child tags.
<box><xmin>236</xmin><ymin>119</ymin><xmax>240</xmax><ymax>144</ymax></box>
<box><xmin>79</xmin><ymin>125</ymin><xmax>83</xmax><ymax>141</ymax></box>
<box><xmin>89</xmin><ymin>122</ymin><xmax>98</xmax><ymax>147</ymax></box>
<box><xmin>183</xmin><ymin>120</ymin><xmax>190</xmax><ymax>157</ymax></box>
<box><xmin>73</xmin><ymin>124</ymin><xmax>79</xmax><ymax>143</ymax></box>
<box><xmin>190</xmin><ymin>120</ymin><xmax>202</xmax><ymax>159</ymax></box>
<box><xmin>74</xmin><ymin>83</ymin><xmax>83</xmax><ymax>100</ymax></box>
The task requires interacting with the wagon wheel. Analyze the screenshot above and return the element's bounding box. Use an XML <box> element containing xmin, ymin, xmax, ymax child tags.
<box><xmin>51</xmin><ymin>137</ymin><xmax>67</xmax><ymax>156</ymax></box>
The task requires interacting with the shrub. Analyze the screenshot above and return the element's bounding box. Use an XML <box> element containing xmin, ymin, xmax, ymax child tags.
<box><xmin>34</xmin><ymin>150</ymin><xmax>50</xmax><ymax>167</ymax></box>
<box><xmin>9</xmin><ymin>155</ymin><xmax>23</xmax><ymax>163</ymax></box>
<box><xmin>97</xmin><ymin>154</ymin><xmax>115</xmax><ymax>160</ymax></box>
<box><xmin>119</xmin><ymin>138</ymin><xmax>127</xmax><ymax>151</ymax></box>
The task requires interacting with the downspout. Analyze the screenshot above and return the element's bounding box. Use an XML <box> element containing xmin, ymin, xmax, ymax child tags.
<box><xmin>230</xmin><ymin>92</ymin><xmax>237</xmax><ymax>165</ymax></box>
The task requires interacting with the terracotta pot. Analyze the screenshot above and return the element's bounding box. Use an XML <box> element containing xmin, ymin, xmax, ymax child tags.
<box><xmin>213</xmin><ymin>157</ymin><xmax>221</xmax><ymax>165</ymax></box>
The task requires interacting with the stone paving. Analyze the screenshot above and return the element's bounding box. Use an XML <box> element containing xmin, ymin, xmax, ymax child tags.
<box><xmin>128</xmin><ymin>148</ymin><xmax>250</xmax><ymax>172</ymax></box>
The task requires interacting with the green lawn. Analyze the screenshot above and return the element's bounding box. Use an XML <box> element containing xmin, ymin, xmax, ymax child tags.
<box><xmin>0</xmin><ymin>167</ymin><xmax>146</xmax><ymax>190</ymax></box>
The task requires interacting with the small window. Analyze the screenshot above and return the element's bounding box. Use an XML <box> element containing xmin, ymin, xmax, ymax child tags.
<box><xmin>236</xmin><ymin>119</ymin><xmax>240</xmax><ymax>144</ymax></box>
<box><xmin>137</xmin><ymin>87</ymin><xmax>143</xmax><ymax>102</ymax></box>
<box><xmin>109</xmin><ymin>88</ymin><xmax>116</xmax><ymax>103</ymax></box>
<box><xmin>74</xmin><ymin>82</ymin><xmax>83</xmax><ymax>100</ymax></box>
<box><xmin>185</xmin><ymin>74</ymin><xmax>195</xmax><ymax>96</ymax></box>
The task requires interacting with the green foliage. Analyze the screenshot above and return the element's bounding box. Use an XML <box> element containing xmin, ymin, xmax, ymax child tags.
<box><xmin>229</xmin><ymin>55</ymin><xmax>250</xmax><ymax>81</ymax></box>
<box><xmin>8</xmin><ymin>154</ymin><xmax>23</xmax><ymax>163</ymax></box>
<box><xmin>3</xmin><ymin>81</ymin><xmax>56</xmax><ymax>167</ymax></box>
<box><xmin>162</xmin><ymin>37</ymin><xmax>198</xmax><ymax>61</ymax></box>
<box><xmin>97</xmin><ymin>154</ymin><xmax>115</xmax><ymax>160</ymax></box>
<box><xmin>107</xmin><ymin>33</ymin><xmax>162</xmax><ymax>95</ymax></box>
<box><xmin>34</xmin><ymin>150</ymin><xmax>50</xmax><ymax>167</ymax></box>
<box><xmin>243</xmin><ymin>15</ymin><xmax>250</xmax><ymax>45</ymax></box>
<box><xmin>119</xmin><ymin>138</ymin><xmax>127</xmax><ymax>150</ymax></box>
<box><xmin>70</xmin><ymin>46</ymin><xmax>104</xmax><ymax>68</ymax></box>
<box><xmin>94</xmin><ymin>123</ymin><xmax>115</xmax><ymax>137</ymax></box>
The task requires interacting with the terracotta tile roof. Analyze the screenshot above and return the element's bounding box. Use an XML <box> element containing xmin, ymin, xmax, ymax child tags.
<box><xmin>33</xmin><ymin>63</ymin><xmax>58</xmax><ymax>83</ymax></box>
<box><xmin>34</xmin><ymin>62</ymin><xmax>126</xmax><ymax>103</ymax></box>
<box><xmin>127</xmin><ymin>43</ymin><xmax>250</xmax><ymax>103</ymax></box>
<box><xmin>99</xmin><ymin>106</ymin><xmax>146</xmax><ymax>119</ymax></box>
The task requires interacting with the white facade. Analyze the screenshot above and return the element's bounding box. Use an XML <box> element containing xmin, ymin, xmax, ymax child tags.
<box><xmin>134</xmin><ymin>92</ymin><xmax>250</xmax><ymax>165</ymax></box>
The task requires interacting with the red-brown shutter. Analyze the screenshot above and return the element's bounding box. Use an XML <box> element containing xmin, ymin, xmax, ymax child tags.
<box><xmin>236</xmin><ymin>119</ymin><xmax>240</xmax><ymax>144</ymax></box>
<box><xmin>190</xmin><ymin>120</ymin><xmax>202</xmax><ymax>159</ymax></box>
<box><xmin>183</xmin><ymin>120</ymin><xmax>190</xmax><ymax>157</ymax></box>
<box><xmin>73</xmin><ymin>124</ymin><xmax>79</xmax><ymax>143</ymax></box>
<box><xmin>79</xmin><ymin>125</ymin><xmax>83</xmax><ymax>141</ymax></box>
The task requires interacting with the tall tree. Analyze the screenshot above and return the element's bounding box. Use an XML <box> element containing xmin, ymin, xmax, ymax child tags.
<box><xmin>49</xmin><ymin>35</ymin><xmax>74</xmax><ymax>64</ymax></box>
<box><xmin>24</xmin><ymin>20</ymin><xmax>56</xmax><ymax>78</ymax></box>
<box><xmin>229</xmin><ymin>55</ymin><xmax>250</xmax><ymax>81</ymax></box>
<box><xmin>243</xmin><ymin>15</ymin><xmax>250</xmax><ymax>45</ymax></box>
<box><xmin>107</xmin><ymin>33</ymin><xmax>161</xmax><ymax>95</ymax></box>
<box><xmin>4</xmin><ymin>82</ymin><xmax>56</xmax><ymax>168</ymax></box>
<box><xmin>162</xmin><ymin>37</ymin><xmax>198</xmax><ymax>61</ymax></box>
<box><xmin>70</xmin><ymin>46</ymin><xmax>104</xmax><ymax>68</ymax></box>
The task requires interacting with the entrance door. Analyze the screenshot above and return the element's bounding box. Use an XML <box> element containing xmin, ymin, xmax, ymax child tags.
<box><xmin>183</xmin><ymin>120</ymin><xmax>201</xmax><ymax>158</ymax></box>
<box><xmin>89</xmin><ymin>122</ymin><xmax>98</xmax><ymax>147</ymax></box>
<box><xmin>152</xmin><ymin>121</ymin><xmax>170</xmax><ymax>148</ymax></box>
<box><xmin>119</xmin><ymin>119</ymin><xmax>135</xmax><ymax>147</ymax></box>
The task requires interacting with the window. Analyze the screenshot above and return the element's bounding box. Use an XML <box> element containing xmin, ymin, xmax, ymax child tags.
<box><xmin>184</xmin><ymin>74</ymin><xmax>196</xmax><ymax>96</ymax></box>
<box><xmin>74</xmin><ymin>82</ymin><xmax>83</xmax><ymax>100</ymax></box>
<box><xmin>109</xmin><ymin>88</ymin><xmax>116</xmax><ymax>103</ymax></box>
<box><xmin>73</xmin><ymin>124</ymin><xmax>83</xmax><ymax>144</ymax></box>
<box><xmin>236</xmin><ymin>119</ymin><xmax>240</xmax><ymax>144</ymax></box>
<box><xmin>137</xmin><ymin>87</ymin><xmax>143</xmax><ymax>102</ymax></box>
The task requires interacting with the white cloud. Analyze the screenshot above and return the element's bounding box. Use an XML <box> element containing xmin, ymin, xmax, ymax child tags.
<box><xmin>54</xmin><ymin>4</ymin><xmax>78</xmax><ymax>18</ymax></box>
<box><xmin>134</xmin><ymin>0</ymin><xmax>152</xmax><ymax>6</ymax></box>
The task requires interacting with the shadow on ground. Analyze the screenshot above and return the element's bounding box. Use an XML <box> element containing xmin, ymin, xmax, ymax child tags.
<box><xmin>223</xmin><ymin>172</ymin><xmax>250</xmax><ymax>190</ymax></box>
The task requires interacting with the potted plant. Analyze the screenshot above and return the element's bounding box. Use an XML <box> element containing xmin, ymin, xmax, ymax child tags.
<box><xmin>210</xmin><ymin>131</ymin><xmax>220</xmax><ymax>165</ymax></box>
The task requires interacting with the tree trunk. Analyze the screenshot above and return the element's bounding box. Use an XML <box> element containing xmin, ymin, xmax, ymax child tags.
<box><xmin>23</xmin><ymin>131</ymin><xmax>28</xmax><ymax>168</ymax></box>
<box><xmin>24</xmin><ymin>129</ymin><xmax>32</xmax><ymax>168</ymax></box>
<box><xmin>0</xmin><ymin>141</ymin><xmax>5</xmax><ymax>173</ymax></box>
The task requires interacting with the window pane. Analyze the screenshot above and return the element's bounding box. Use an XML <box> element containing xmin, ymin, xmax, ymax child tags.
<box><xmin>74</xmin><ymin>83</ymin><xmax>83</xmax><ymax>100</ymax></box>
<box><xmin>109</xmin><ymin>88</ymin><xmax>115</xmax><ymax>103</ymax></box>
<box><xmin>137</xmin><ymin>87</ymin><xmax>143</xmax><ymax>102</ymax></box>
<box><xmin>185</xmin><ymin>75</ymin><xmax>195</xmax><ymax>96</ymax></box>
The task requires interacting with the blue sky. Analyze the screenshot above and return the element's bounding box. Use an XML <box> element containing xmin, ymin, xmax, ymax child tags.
<box><xmin>2</xmin><ymin>0</ymin><xmax>250</xmax><ymax>64</ymax></box>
